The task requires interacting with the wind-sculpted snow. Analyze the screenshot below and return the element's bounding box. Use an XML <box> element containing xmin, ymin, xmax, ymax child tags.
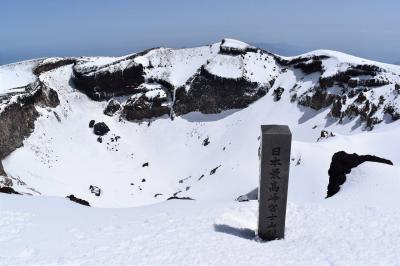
<box><xmin>0</xmin><ymin>39</ymin><xmax>400</xmax><ymax>208</ymax></box>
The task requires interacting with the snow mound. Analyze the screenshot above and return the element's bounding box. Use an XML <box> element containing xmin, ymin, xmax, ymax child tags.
<box><xmin>221</xmin><ymin>38</ymin><xmax>251</xmax><ymax>50</ymax></box>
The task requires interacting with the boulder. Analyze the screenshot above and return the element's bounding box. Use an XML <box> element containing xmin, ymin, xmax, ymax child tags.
<box><xmin>66</xmin><ymin>194</ymin><xmax>90</xmax><ymax>206</ymax></box>
<box><xmin>326</xmin><ymin>151</ymin><xmax>393</xmax><ymax>198</ymax></box>
<box><xmin>0</xmin><ymin>186</ymin><xmax>21</xmax><ymax>194</ymax></box>
<box><xmin>273</xmin><ymin>87</ymin><xmax>284</xmax><ymax>101</ymax></box>
<box><xmin>89</xmin><ymin>120</ymin><xmax>95</xmax><ymax>128</ymax></box>
<box><xmin>93</xmin><ymin>122</ymin><xmax>110</xmax><ymax>136</ymax></box>
<box><xmin>89</xmin><ymin>185</ymin><xmax>102</xmax><ymax>196</ymax></box>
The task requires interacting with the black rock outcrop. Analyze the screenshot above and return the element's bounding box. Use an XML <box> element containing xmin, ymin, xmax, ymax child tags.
<box><xmin>93</xmin><ymin>122</ymin><xmax>110</xmax><ymax>136</ymax></box>
<box><xmin>89</xmin><ymin>185</ymin><xmax>102</xmax><ymax>196</ymax></box>
<box><xmin>174</xmin><ymin>67</ymin><xmax>265</xmax><ymax>115</ymax></box>
<box><xmin>0</xmin><ymin>81</ymin><xmax>60</xmax><ymax>163</ymax></box>
<box><xmin>72</xmin><ymin>60</ymin><xmax>145</xmax><ymax>101</ymax></box>
<box><xmin>33</xmin><ymin>58</ymin><xmax>76</xmax><ymax>76</ymax></box>
<box><xmin>66</xmin><ymin>194</ymin><xmax>90</xmax><ymax>206</ymax></box>
<box><xmin>0</xmin><ymin>186</ymin><xmax>21</xmax><ymax>194</ymax></box>
<box><xmin>326</xmin><ymin>151</ymin><xmax>393</xmax><ymax>198</ymax></box>
<box><xmin>89</xmin><ymin>120</ymin><xmax>95</xmax><ymax>128</ymax></box>
<box><xmin>167</xmin><ymin>196</ymin><xmax>194</xmax><ymax>201</ymax></box>
<box><xmin>104</xmin><ymin>99</ymin><xmax>121</xmax><ymax>116</ymax></box>
<box><xmin>122</xmin><ymin>91</ymin><xmax>171</xmax><ymax>121</ymax></box>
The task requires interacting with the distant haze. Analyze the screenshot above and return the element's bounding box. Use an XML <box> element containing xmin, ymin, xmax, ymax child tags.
<box><xmin>1</xmin><ymin>0</ymin><xmax>399</xmax><ymax>65</ymax></box>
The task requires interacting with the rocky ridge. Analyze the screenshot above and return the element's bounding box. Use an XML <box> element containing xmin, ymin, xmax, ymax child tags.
<box><xmin>67</xmin><ymin>40</ymin><xmax>400</xmax><ymax>129</ymax></box>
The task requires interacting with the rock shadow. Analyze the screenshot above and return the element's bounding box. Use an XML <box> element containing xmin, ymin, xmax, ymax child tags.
<box><xmin>180</xmin><ymin>109</ymin><xmax>241</xmax><ymax>122</ymax></box>
<box><xmin>213</xmin><ymin>224</ymin><xmax>255</xmax><ymax>240</ymax></box>
<box><xmin>297</xmin><ymin>105</ymin><xmax>329</xmax><ymax>124</ymax></box>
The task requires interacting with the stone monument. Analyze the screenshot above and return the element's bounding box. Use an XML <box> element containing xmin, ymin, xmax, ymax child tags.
<box><xmin>258</xmin><ymin>125</ymin><xmax>292</xmax><ymax>241</ymax></box>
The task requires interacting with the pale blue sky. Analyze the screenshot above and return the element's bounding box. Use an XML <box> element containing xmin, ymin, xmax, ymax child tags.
<box><xmin>1</xmin><ymin>0</ymin><xmax>399</xmax><ymax>64</ymax></box>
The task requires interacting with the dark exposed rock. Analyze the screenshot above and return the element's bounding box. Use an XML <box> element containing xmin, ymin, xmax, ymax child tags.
<box><xmin>326</xmin><ymin>151</ymin><xmax>393</xmax><ymax>198</ymax></box>
<box><xmin>36</xmin><ymin>87</ymin><xmax>60</xmax><ymax>108</ymax></box>
<box><xmin>0</xmin><ymin>81</ymin><xmax>59</xmax><ymax>164</ymax></box>
<box><xmin>269</xmin><ymin>78</ymin><xmax>276</xmax><ymax>88</ymax></box>
<box><xmin>273</xmin><ymin>87</ymin><xmax>285</xmax><ymax>101</ymax></box>
<box><xmin>347</xmin><ymin>78</ymin><xmax>358</xmax><ymax>88</ymax></box>
<box><xmin>97</xmin><ymin>137</ymin><xmax>102</xmax><ymax>143</ymax></box>
<box><xmin>1</xmin><ymin>177</ymin><xmax>14</xmax><ymax>187</ymax></box>
<box><xmin>210</xmin><ymin>165</ymin><xmax>221</xmax><ymax>175</ymax></box>
<box><xmin>298</xmin><ymin>88</ymin><xmax>338</xmax><ymax>110</ymax></box>
<box><xmin>104</xmin><ymin>99</ymin><xmax>121</xmax><ymax>116</ymax></box>
<box><xmin>361</xmin><ymin>78</ymin><xmax>390</xmax><ymax>87</ymax></box>
<box><xmin>317</xmin><ymin>130</ymin><xmax>335</xmax><ymax>141</ymax></box>
<box><xmin>274</xmin><ymin>55</ymin><xmax>330</xmax><ymax>67</ymax></box>
<box><xmin>89</xmin><ymin>185</ymin><xmax>102</xmax><ymax>196</ymax></box>
<box><xmin>33</xmin><ymin>58</ymin><xmax>76</xmax><ymax>76</ymax></box>
<box><xmin>294</xmin><ymin>59</ymin><xmax>323</xmax><ymax>74</ymax></box>
<box><xmin>290</xmin><ymin>93</ymin><xmax>297</xmax><ymax>103</ymax></box>
<box><xmin>330</xmin><ymin>99</ymin><xmax>342</xmax><ymax>118</ymax></box>
<box><xmin>141</xmin><ymin>178</ymin><xmax>146</xmax><ymax>182</ymax></box>
<box><xmin>154</xmin><ymin>193</ymin><xmax>163</xmax><ymax>197</ymax></box>
<box><xmin>93</xmin><ymin>122</ymin><xmax>110</xmax><ymax>136</ymax></box>
<box><xmin>142</xmin><ymin>162</ymin><xmax>149</xmax><ymax>167</ymax></box>
<box><xmin>0</xmin><ymin>186</ymin><xmax>21</xmax><ymax>194</ymax></box>
<box><xmin>0</xmin><ymin>161</ymin><xmax>5</xmax><ymax>176</ymax></box>
<box><xmin>72</xmin><ymin>60</ymin><xmax>145</xmax><ymax>101</ymax></box>
<box><xmin>174</xmin><ymin>67</ymin><xmax>265</xmax><ymax>115</ymax></box>
<box><xmin>395</xmin><ymin>84</ymin><xmax>400</xmax><ymax>93</ymax></box>
<box><xmin>355</xmin><ymin>92</ymin><xmax>367</xmax><ymax>103</ymax></box>
<box><xmin>202</xmin><ymin>137</ymin><xmax>210</xmax><ymax>146</ymax></box>
<box><xmin>89</xmin><ymin>120</ymin><xmax>95</xmax><ymax>128</ymax></box>
<box><xmin>66</xmin><ymin>194</ymin><xmax>90</xmax><ymax>206</ymax></box>
<box><xmin>0</xmin><ymin>100</ymin><xmax>38</xmax><ymax>159</ymax></box>
<box><xmin>384</xmin><ymin>104</ymin><xmax>400</xmax><ymax>121</ymax></box>
<box><xmin>341</xmin><ymin>99</ymin><xmax>383</xmax><ymax>130</ymax></box>
<box><xmin>167</xmin><ymin>196</ymin><xmax>194</xmax><ymax>201</ymax></box>
<box><xmin>53</xmin><ymin>111</ymin><xmax>61</xmax><ymax>122</ymax></box>
<box><xmin>319</xmin><ymin>65</ymin><xmax>383</xmax><ymax>89</ymax></box>
<box><xmin>122</xmin><ymin>90</ymin><xmax>170</xmax><ymax>121</ymax></box>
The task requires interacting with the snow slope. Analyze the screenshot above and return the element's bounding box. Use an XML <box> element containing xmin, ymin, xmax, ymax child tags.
<box><xmin>1</xmin><ymin>158</ymin><xmax>400</xmax><ymax>265</ymax></box>
<box><xmin>0</xmin><ymin>60</ymin><xmax>38</xmax><ymax>95</ymax></box>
